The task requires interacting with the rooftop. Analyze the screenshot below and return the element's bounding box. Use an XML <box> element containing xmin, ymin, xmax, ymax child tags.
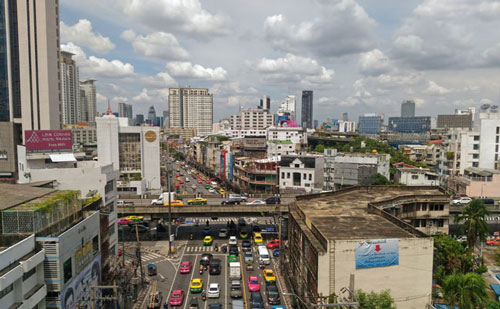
<box><xmin>0</xmin><ymin>183</ymin><xmax>56</xmax><ymax>211</ymax></box>
<box><xmin>294</xmin><ymin>186</ymin><xmax>446</xmax><ymax>242</ymax></box>
<box><xmin>464</xmin><ymin>167</ymin><xmax>500</xmax><ymax>176</ymax></box>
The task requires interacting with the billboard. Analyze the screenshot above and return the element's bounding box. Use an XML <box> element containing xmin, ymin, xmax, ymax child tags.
<box><xmin>25</xmin><ymin>130</ymin><xmax>72</xmax><ymax>153</ymax></box>
<box><xmin>355</xmin><ymin>239</ymin><xmax>399</xmax><ymax>269</ymax></box>
<box><xmin>60</xmin><ymin>254</ymin><xmax>102</xmax><ymax>309</ymax></box>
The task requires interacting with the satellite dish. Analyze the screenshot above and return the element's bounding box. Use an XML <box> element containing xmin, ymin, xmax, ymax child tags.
<box><xmin>480</xmin><ymin>104</ymin><xmax>491</xmax><ymax>111</ymax></box>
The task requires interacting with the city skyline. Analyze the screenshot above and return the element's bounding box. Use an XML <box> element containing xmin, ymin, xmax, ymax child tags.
<box><xmin>59</xmin><ymin>0</ymin><xmax>500</xmax><ymax>122</ymax></box>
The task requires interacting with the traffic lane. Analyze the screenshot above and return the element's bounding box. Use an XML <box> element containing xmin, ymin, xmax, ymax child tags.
<box><xmin>181</xmin><ymin>255</ymin><xmax>202</xmax><ymax>309</ymax></box>
<box><xmin>150</xmin><ymin>259</ymin><xmax>176</xmax><ymax>307</ymax></box>
<box><xmin>206</xmin><ymin>253</ymin><xmax>228</xmax><ymax>308</ymax></box>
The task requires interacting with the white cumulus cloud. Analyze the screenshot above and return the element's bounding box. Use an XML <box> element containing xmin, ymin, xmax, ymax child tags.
<box><xmin>166</xmin><ymin>62</ymin><xmax>227</xmax><ymax>81</ymax></box>
<box><xmin>358</xmin><ymin>49</ymin><xmax>394</xmax><ymax>76</ymax></box>
<box><xmin>121</xmin><ymin>30</ymin><xmax>190</xmax><ymax>61</ymax></box>
<box><xmin>60</xmin><ymin>19</ymin><xmax>115</xmax><ymax>53</ymax></box>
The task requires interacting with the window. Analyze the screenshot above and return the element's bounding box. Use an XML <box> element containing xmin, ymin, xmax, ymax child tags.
<box><xmin>473</xmin><ymin>136</ymin><xmax>480</xmax><ymax>141</ymax></box>
<box><xmin>411</xmin><ymin>175</ymin><xmax>419</xmax><ymax>180</ymax></box>
<box><xmin>109</xmin><ymin>225</ymin><xmax>115</xmax><ymax>237</ymax></box>
<box><xmin>23</xmin><ymin>267</ymin><xmax>36</xmax><ymax>281</ymax></box>
<box><xmin>93</xmin><ymin>235</ymin><xmax>99</xmax><ymax>253</ymax></box>
<box><xmin>309</xmin><ymin>174</ymin><xmax>312</xmax><ymax>181</ymax></box>
<box><xmin>303</xmin><ymin>174</ymin><xmax>307</xmax><ymax>180</ymax></box>
<box><xmin>497</xmin><ymin>136</ymin><xmax>499</xmax><ymax>143</ymax></box>
<box><xmin>287</xmin><ymin>173</ymin><xmax>290</xmax><ymax>179</ymax></box>
<box><xmin>0</xmin><ymin>284</ymin><xmax>13</xmax><ymax>298</ymax></box>
<box><xmin>281</xmin><ymin>172</ymin><xmax>285</xmax><ymax>179</ymax></box>
<box><xmin>473</xmin><ymin>144</ymin><xmax>479</xmax><ymax>150</ymax></box>
<box><xmin>473</xmin><ymin>154</ymin><xmax>479</xmax><ymax>159</ymax></box>
<box><xmin>305</xmin><ymin>183</ymin><xmax>311</xmax><ymax>187</ymax></box>
<box><xmin>473</xmin><ymin>162</ymin><xmax>479</xmax><ymax>167</ymax></box>
<box><xmin>422</xmin><ymin>204</ymin><xmax>427</xmax><ymax>211</ymax></box>
<box><xmin>283</xmin><ymin>182</ymin><xmax>286</xmax><ymax>186</ymax></box>
<box><xmin>295</xmin><ymin>164</ymin><xmax>299</xmax><ymax>168</ymax></box>
<box><xmin>497</xmin><ymin>127</ymin><xmax>499</xmax><ymax>134</ymax></box>
<box><xmin>496</xmin><ymin>145</ymin><xmax>499</xmax><ymax>153</ymax></box>
<box><xmin>63</xmin><ymin>258</ymin><xmax>72</xmax><ymax>284</ymax></box>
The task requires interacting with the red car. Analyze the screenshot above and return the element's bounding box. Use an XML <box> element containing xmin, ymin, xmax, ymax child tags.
<box><xmin>176</xmin><ymin>173</ymin><xmax>180</xmax><ymax>177</ymax></box>
<box><xmin>197</xmin><ymin>179</ymin><xmax>203</xmax><ymax>184</ymax></box>
<box><xmin>179</xmin><ymin>261</ymin><xmax>192</xmax><ymax>274</ymax></box>
<box><xmin>169</xmin><ymin>289</ymin><xmax>185</xmax><ymax>306</ymax></box>
<box><xmin>179</xmin><ymin>180</ymin><xmax>184</xmax><ymax>184</ymax></box>
<box><xmin>266</xmin><ymin>239</ymin><xmax>284</xmax><ymax>249</ymax></box>
<box><xmin>205</xmin><ymin>180</ymin><xmax>210</xmax><ymax>184</ymax></box>
<box><xmin>248</xmin><ymin>276</ymin><xmax>260</xmax><ymax>292</ymax></box>
<box><xmin>210</xmin><ymin>177</ymin><xmax>216</xmax><ymax>181</ymax></box>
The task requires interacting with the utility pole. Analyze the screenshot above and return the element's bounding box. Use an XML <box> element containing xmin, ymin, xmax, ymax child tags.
<box><xmin>136</xmin><ymin>224</ymin><xmax>144</xmax><ymax>286</ymax></box>
<box><xmin>167</xmin><ymin>137</ymin><xmax>172</xmax><ymax>255</ymax></box>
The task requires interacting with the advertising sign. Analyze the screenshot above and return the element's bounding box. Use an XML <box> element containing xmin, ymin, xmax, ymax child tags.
<box><xmin>355</xmin><ymin>239</ymin><xmax>399</xmax><ymax>269</ymax></box>
<box><xmin>25</xmin><ymin>130</ymin><xmax>72</xmax><ymax>153</ymax></box>
<box><xmin>60</xmin><ymin>254</ymin><xmax>101</xmax><ymax>309</ymax></box>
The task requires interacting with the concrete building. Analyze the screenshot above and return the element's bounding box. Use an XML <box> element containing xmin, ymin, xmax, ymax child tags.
<box><xmin>168</xmin><ymin>87</ymin><xmax>213</xmax><ymax>135</ymax></box>
<box><xmin>301</xmin><ymin>91</ymin><xmax>313</xmax><ymax>128</ymax></box>
<box><xmin>230</xmin><ymin>109</ymin><xmax>274</xmax><ymax>130</ymax></box>
<box><xmin>0</xmin><ymin>235</ymin><xmax>46</xmax><ymax>309</ymax></box>
<box><xmin>267</xmin><ymin>126</ymin><xmax>307</xmax><ymax>144</ymax></box>
<box><xmin>358</xmin><ymin>114</ymin><xmax>383</xmax><ymax>134</ymax></box>
<box><xmin>118</xmin><ymin>102</ymin><xmax>133</xmax><ymax>125</ymax></box>
<box><xmin>259</xmin><ymin>95</ymin><xmax>270</xmax><ymax>111</ymax></box>
<box><xmin>96</xmin><ymin>115</ymin><xmax>160</xmax><ymax>194</ymax></box>
<box><xmin>388</xmin><ymin>116</ymin><xmax>431</xmax><ymax>133</ymax></box>
<box><xmin>217</xmin><ymin>129</ymin><xmax>267</xmax><ymax>139</ymax></box>
<box><xmin>338</xmin><ymin>120</ymin><xmax>356</xmax><ymax>133</ymax></box>
<box><xmin>278</xmin><ymin>154</ymin><xmax>324</xmax><ymax>193</ymax></box>
<box><xmin>135</xmin><ymin>114</ymin><xmax>144</xmax><ymax>125</ymax></box>
<box><xmin>394</xmin><ymin>167</ymin><xmax>439</xmax><ymax>186</ymax></box>
<box><xmin>342</xmin><ymin>112</ymin><xmax>348</xmax><ymax>121</ymax></box>
<box><xmin>267</xmin><ymin>140</ymin><xmax>303</xmax><ymax>158</ymax></box>
<box><xmin>70</xmin><ymin>126</ymin><xmax>97</xmax><ymax>145</ymax></box>
<box><xmin>233</xmin><ymin>156</ymin><xmax>279</xmax><ymax>193</ymax></box>
<box><xmin>1</xmin><ymin>0</ymin><xmax>61</xmax><ymax>133</ymax></box>
<box><xmin>165</xmin><ymin>127</ymin><xmax>196</xmax><ymax>140</ymax></box>
<box><xmin>401</xmin><ymin>100</ymin><xmax>415</xmax><ymax>117</ymax></box>
<box><xmin>437</xmin><ymin>114</ymin><xmax>472</xmax><ymax>129</ymax></box>
<box><xmin>147</xmin><ymin>105</ymin><xmax>157</xmax><ymax>125</ymax></box>
<box><xmin>277</xmin><ymin>95</ymin><xmax>296</xmax><ymax>120</ymax></box>
<box><xmin>285</xmin><ymin>187</ymin><xmax>444</xmax><ymax>309</ymax></box>
<box><xmin>60</xmin><ymin>51</ymin><xmax>80</xmax><ymax>125</ymax></box>
<box><xmin>0</xmin><ymin>122</ymin><xmax>22</xmax><ymax>180</ymax></box>
<box><xmin>447</xmin><ymin>167</ymin><xmax>500</xmax><ymax>198</ymax></box>
<box><xmin>399</xmin><ymin>144</ymin><xmax>440</xmax><ymax>166</ymax></box>
<box><xmin>79</xmin><ymin>79</ymin><xmax>97</xmax><ymax>123</ymax></box>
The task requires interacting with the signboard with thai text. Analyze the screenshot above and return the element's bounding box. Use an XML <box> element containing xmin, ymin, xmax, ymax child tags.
<box><xmin>25</xmin><ymin>130</ymin><xmax>72</xmax><ymax>153</ymax></box>
<box><xmin>355</xmin><ymin>238</ymin><xmax>399</xmax><ymax>269</ymax></box>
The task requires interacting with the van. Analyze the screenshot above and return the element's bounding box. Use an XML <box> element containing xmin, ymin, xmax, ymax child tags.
<box><xmin>232</xmin><ymin>300</ymin><xmax>245</xmax><ymax>309</ymax></box>
<box><xmin>257</xmin><ymin>246</ymin><xmax>270</xmax><ymax>265</ymax></box>
<box><xmin>209</xmin><ymin>259</ymin><xmax>221</xmax><ymax>275</ymax></box>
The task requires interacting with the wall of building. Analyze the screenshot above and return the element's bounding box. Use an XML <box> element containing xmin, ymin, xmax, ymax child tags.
<box><xmin>0</xmin><ymin>122</ymin><xmax>21</xmax><ymax>178</ymax></box>
<box><xmin>465</xmin><ymin>174</ymin><xmax>500</xmax><ymax>197</ymax></box>
<box><xmin>478</xmin><ymin>113</ymin><xmax>500</xmax><ymax>170</ymax></box>
<box><xmin>395</xmin><ymin>170</ymin><xmax>438</xmax><ymax>186</ymax></box>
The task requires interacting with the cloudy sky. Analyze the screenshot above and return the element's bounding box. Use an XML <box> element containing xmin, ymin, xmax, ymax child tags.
<box><xmin>60</xmin><ymin>0</ymin><xmax>500</xmax><ymax>123</ymax></box>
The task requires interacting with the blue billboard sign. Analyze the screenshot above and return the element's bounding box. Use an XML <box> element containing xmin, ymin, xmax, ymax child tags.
<box><xmin>355</xmin><ymin>239</ymin><xmax>399</xmax><ymax>269</ymax></box>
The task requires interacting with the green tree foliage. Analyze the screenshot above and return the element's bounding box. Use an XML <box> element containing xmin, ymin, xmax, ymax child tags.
<box><xmin>355</xmin><ymin>290</ymin><xmax>396</xmax><ymax>309</ymax></box>
<box><xmin>313</xmin><ymin>144</ymin><xmax>325</xmax><ymax>153</ymax></box>
<box><xmin>442</xmin><ymin>272</ymin><xmax>489</xmax><ymax>309</ymax></box>
<box><xmin>433</xmin><ymin>236</ymin><xmax>474</xmax><ymax>285</ymax></box>
<box><xmin>487</xmin><ymin>301</ymin><xmax>500</xmax><ymax>309</ymax></box>
<box><xmin>369</xmin><ymin>173</ymin><xmax>391</xmax><ymax>185</ymax></box>
<box><xmin>455</xmin><ymin>200</ymin><xmax>490</xmax><ymax>252</ymax></box>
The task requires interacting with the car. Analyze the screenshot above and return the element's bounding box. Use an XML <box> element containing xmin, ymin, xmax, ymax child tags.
<box><xmin>205</xmin><ymin>180</ymin><xmax>211</xmax><ymax>184</ymax></box>
<box><xmin>265</xmin><ymin>196</ymin><xmax>281</xmax><ymax>205</ymax></box>
<box><xmin>242</xmin><ymin>240</ymin><xmax>252</xmax><ymax>252</ymax></box>
<box><xmin>191</xmin><ymin>184</ymin><xmax>197</xmax><ymax>190</ymax></box>
<box><xmin>203</xmin><ymin>236</ymin><xmax>213</xmax><ymax>246</ymax></box>
<box><xmin>227</xmin><ymin>255</ymin><xmax>238</xmax><ymax>265</ymax></box>
<box><xmin>248</xmin><ymin>276</ymin><xmax>260</xmax><ymax>291</ymax></box>
<box><xmin>208</xmin><ymin>283</ymin><xmax>220</xmax><ymax>298</ymax></box>
<box><xmin>219</xmin><ymin>189</ymin><xmax>226</xmax><ymax>195</ymax></box>
<box><xmin>239</xmin><ymin>229</ymin><xmax>249</xmax><ymax>239</ymax></box>
<box><xmin>263</xmin><ymin>269</ymin><xmax>276</xmax><ymax>283</ymax></box>
<box><xmin>190</xmin><ymin>278</ymin><xmax>203</xmax><ymax>293</ymax></box>
<box><xmin>188</xmin><ymin>297</ymin><xmax>199</xmax><ymax>309</ymax></box>
<box><xmin>176</xmin><ymin>173</ymin><xmax>180</xmax><ymax>177</ymax></box>
<box><xmin>209</xmin><ymin>259</ymin><xmax>221</xmax><ymax>275</ymax></box>
<box><xmin>202</xmin><ymin>226</ymin><xmax>212</xmax><ymax>237</ymax></box>
<box><xmin>169</xmin><ymin>289</ymin><xmax>185</xmax><ymax>306</ymax></box>
<box><xmin>219</xmin><ymin>229</ymin><xmax>228</xmax><ymax>238</ymax></box>
<box><xmin>205</xmin><ymin>184</ymin><xmax>211</xmax><ymax>190</ymax></box>
<box><xmin>185</xmin><ymin>178</ymin><xmax>190</xmax><ymax>182</ymax></box>
<box><xmin>179</xmin><ymin>180</ymin><xmax>185</xmax><ymax>184</ymax></box>
<box><xmin>266</xmin><ymin>284</ymin><xmax>281</xmax><ymax>305</ymax></box>
<box><xmin>253</xmin><ymin>232</ymin><xmax>263</xmax><ymax>244</ymax></box>
<box><xmin>209</xmin><ymin>188</ymin><xmax>216</xmax><ymax>193</ymax></box>
<box><xmin>132</xmin><ymin>225</ymin><xmax>149</xmax><ymax>233</ymax></box>
<box><xmin>452</xmin><ymin>196</ymin><xmax>472</xmax><ymax>205</ymax></box>
<box><xmin>229</xmin><ymin>236</ymin><xmax>237</xmax><ymax>245</ymax></box>
<box><xmin>197</xmin><ymin>179</ymin><xmax>203</xmax><ymax>184</ymax></box>
<box><xmin>187</xmin><ymin>197</ymin><xmax>208</xmax><ymax>205</ymax></box>
<box><xmin>118</xmin><ymin>218</ymin><xmax>132</xmax><ymax>225</ymax></box>
<box><xmin>222</xmin><ymin>198</ymin><xmax>241</xmax><ymax>205</ymax></box>
<box><xmin>200</xmin><ymin>253</ymin><xmax>213</xmax><ymax>266</ymax></box>
<box><xmin>230</xmin><ymin>280</ymin><xmax>243</xmax><ymax>298</ymax></box>
<box><xmin>229</xmin><ymin>245</ymin><xmax>239</xmax><ymax>256</ymax></box>
<box><xmin>244</xmin><ymin>251</ymin><xmax>254</xmax><ymax>264</ymax></box>
<box><xmin>125</xmin><ymin>215</ymin><xmax>143</xmax><ymax>222</ymax></box>
<box><xmin>266</xmin><ymin>239</ymin><xmax>284</xmax><ymax>249</ymax></box>
<box><xmin>252</xmin><ymin>225</ymin><xmax>262</xmax><ymax>233</ymax></box>
<box><xmin>229</xmin><ymin>194</ymin><xmax>248</xmax><ymax>202</ymax></box>
<box><xmin>208</xmin><ymin>305</ymin><xmax>222</xmax><ymax>309</ymax></box>
<box><xmin>179</xmin><ymin>261</ymin><xmax>192</xmax><ymax>274</ymax></box>
<box><xmin>250</xmin><ymin>291</ymin><xmax>265</xmax><ymax>309</ymax></box>
<box><xmin>165</xmin><ymin>200</ymin><xmax>184</xmax><ymax>206</ymax></box>
<box><xmin>246</xmin><ymin>199</ymin><xmax>265</xmax><ymax>205</ymax></box>
<box><xmin>147</xmin><ymin>263</ymin><xmax>157</xmax><ymax>276</ymax></box>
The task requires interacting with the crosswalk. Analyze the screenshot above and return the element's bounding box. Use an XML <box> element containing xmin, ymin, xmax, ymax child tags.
<box><xmin>185</xmin><ymin>217</ymin><xmax>276</xmax><ymax>224</ymax></box>
<box><xmin>185</xmin><ymin>245</ymin><xmax>218</xmax><ymax>253</ymax></box>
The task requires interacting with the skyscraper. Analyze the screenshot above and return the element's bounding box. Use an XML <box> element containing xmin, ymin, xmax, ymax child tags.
<box><xmin>342</xmin><ymin>112</ymin><xmax>349</xmax><ymax>121</ymax></box>
<box><xmin>163</xmin><ymin>110</ymin><xmax>169</xmax><ymax>128</ymax></box>
<box><xmin>401</xmin><ymin>100</ymin><xmax>415</xmax><ymax>118</ymax></box>
<box><xmin>301</xmin><ymin>90</ymin><xmax>313</xmax><ymax>129</ymax></box>
<box><xmin>60</xmin><ymin>51</ymin><xmax>80</xmax><ymax>125</ymax></box>
<box><xmin>168</xmin><ymin>87</ymin><xmax>213</xmax><ymax>135</ymax></box>
<box><xmin>135</xmin><ymin>114</ymin><xmax>144</xmax><ymax>125</ymax></box>
<box><xmin>0</xmin><ymin>0</ymin><xmax>61</xmax><ymax>132</ymax></box>
<box><xmin>80</xmin><ymin>79</ymin><xmax>97</xmax><ymax>123</ymax></box>
<box><xmin>148</xmin><ymin>105</ymin><xmax>157</xmax><ymax>125</ymax></box>
<box><xmin>260</xmin><ymin>95</ymin><xmax>270</xmax><ymax>111</ymax></box>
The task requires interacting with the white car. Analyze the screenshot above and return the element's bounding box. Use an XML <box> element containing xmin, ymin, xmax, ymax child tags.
<box><xmin>246</xmin><ymin>200</ymin><xmax>265</xmax><ymax>205</ymax></box>
<box><xmin>208</xmin><ymin>283</ymin><xmax>220</xmax><ymax>298</ymax></box>
<box><xmin>209</xmin><ymin>188</ymin><xmax>216</xmax><ymax>193</ymax></box>
<box><xmin>229</xmin><ymin>236</ymin><xmax>237</xmax><ymax>245</ymax></box>
<box><xmin>185</xmin><ymin>177</ymin><xmax>190</xmax><ymax>182</ymax></box>
<box><xmin>452</xmin><ymin>197</ymin><xmax>472</xmax><ymax>205</ymax></box>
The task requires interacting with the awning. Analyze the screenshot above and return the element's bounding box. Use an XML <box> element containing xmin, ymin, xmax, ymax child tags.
<box><xmin>491</xmin><ymin>284</ymin><xmax>500</xmax><ymax>296</ymax></box>
<box><xmin>49</xmin><ymin>154</ymin><xmax>76</xmax><ymax>162</ymax></box>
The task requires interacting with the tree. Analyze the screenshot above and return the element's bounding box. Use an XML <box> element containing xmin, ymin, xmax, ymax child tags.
<box><xmin>455</xmin><ymin>200</ymin><xmax>490</xmax><ymax>252</ymax></box>
<box><xmin>314</xmin><ymin>144</ymin><xmax>325</xmax><ymax>153</ymax></box>
<box><xmin>433</xmin><ymin>236</ymin><xmax>474</xmax><ymax>285</ymax></box>
<box><xmin>355</xmin><ymin>290</ymin><xmax>396</xmax><ymax>309</ymax></box>
<box><xmin>487</xmin><ymin>301</ymin><xmax>500</xmax><ymax>309</ymax></box>
<box><xmin>370</xmin><ymin>173</ymin><xmax>391</xmax><ymax>185</ymax></box>
<box><xmin>442</xmin><ymin>272</ymin><xmax>488</xmax><ymax>309</ymax></box>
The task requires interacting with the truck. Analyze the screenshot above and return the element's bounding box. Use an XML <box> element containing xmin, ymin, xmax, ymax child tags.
<box><xmin>229</xmin><ymin>262</ymin><xmax>241</xmax><ymax>280</ymax></box>
<box><xmin>151</xmin><ymin>192</ymin><xmax>176</xmax><ymax>206</ymax></box>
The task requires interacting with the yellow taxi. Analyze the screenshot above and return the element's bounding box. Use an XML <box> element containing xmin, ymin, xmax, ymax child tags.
<box><xmin>187</xmin><ymin>197</ymin><xmax>208</xmax><ymax>205</ymax></box>
<box><xmin>164</xmin><ymin>200</ymin><xmax>184</xmax><ymax>206</ymax></box>
<box><xmin>219</xmin><ymin>189</ymin><xmax>226</xmax><ymax>195</ymax></box>
<box><xmin>263</xmin><ymin>269</ymin><xmax>276</xmax><ymax>283</ymax></box>
<box><xmin>190</xmin><ymin>278</ymin><xmax>203</xmax><ymax>293</ymax></box>
<box><xmin>125</xmin><ymin>216</ymin><xmax>143</xmax><ymax>222</ymax></box>
<box><xmin>203</xmin><ymin>236</ymin><xmax>213</xmax><ymax>246</ymax></box>
<box><xmin>253</xmin><ymin>232</ymin><xmax>263</xmax><ymax>244</ymax></box>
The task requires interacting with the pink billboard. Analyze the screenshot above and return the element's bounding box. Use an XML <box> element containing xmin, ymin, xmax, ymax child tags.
<box><xmin>25</xmin><ymin>130</ymin><xmax>73</xmax><ymax>153</ymax></box>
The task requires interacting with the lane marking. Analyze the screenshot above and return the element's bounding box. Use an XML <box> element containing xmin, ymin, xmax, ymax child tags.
<box><xmin>240</xmin><ymin>253</ymin><xmax>248</xmax><ymax>309</ymax></box>
<box><xmin>183</xmin><ymin>254</ymin><xmax>199</xmax><ymax>309</ymax></box>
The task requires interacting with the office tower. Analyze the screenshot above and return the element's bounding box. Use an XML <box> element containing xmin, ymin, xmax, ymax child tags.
<box><xmin>0</xmin><ymin>0</ymin><xmax>61</xmax><ymax>131</ymax></box>
<box><xmin>301</xmin><ymin>90</ymin><xmax>313</xmax><ymax>128</ymax></box>
<box><xmin>80</xmin><ymin>79</ymin><xmax>96</xmax><ymax>123</ymax></box>
<box><xmin>147</xmin><ymin>105</ymin><xmax>157</xmax><ymax>125</ymax></box>
<box><xmin>163</xmin><ymin>110</ymin><xmax>169</xmax><ymax>128</ymax></box>
<box><xmin>359</xmin><ymin>114</ymin><xmax>384</xmax><ymax>134</ymax></box>
<box><xmin>60</xmin><ymin>51</ymin><xmax>80</xmax><ymax>125</ymax></box>
<box><xmin>314</xmin><ymin>120</ymin><xmax>319</xmax><ymax>129</ymax></box>
<box><xmin>168</xmin><ymin>87</ymin><xmax>213</xmax><ymax>135</ymax></box>
<box><xmin>388</xmin><ymin>116</ymin><xmax>431</xmax><ymax>133</ymax></box>
<box><xmin>118</xmin><ymin>102</ymin><xmax>133</xmax><ymax>125</ymax></box>
<box><xmin>342</xmin><ymin>112</ymin><xmax>348</xmax><ymax>121</ymax></box>
<box><xmin>401</xmin><ymin>100</ymin><xmax>415</xmax><ymax>118</ymax></box>
<box><xmin>260</xmin><ymin>95</ymin><xmax>270</xmax><ymax>111</ymax></box>
<box><xmin>135</xmin><ymin>114</ymin><xmax>144</xmax><ymax>125</ymax></box>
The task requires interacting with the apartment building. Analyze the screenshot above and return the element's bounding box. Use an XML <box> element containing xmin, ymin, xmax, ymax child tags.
<box><xmin>233</xmin><ymin>156</ymin><xmax>279</xmax><ymax>193</ymax></box>
<box><xmin>168</xmin><ymin>87</ymin><xmax>213</xmax><ymax>135</ymax></box>
<box><xmin>447</xmin><ymin>167</ymin><xmax>500</xmax><ymax>198</ymax></box>
<box><xmin>278</xmin><ymin>154</ymin><xmax>324</xmax><ymax>193</ymax></box>
<box><xmin>230</xmin><ymin>109</ymin><xmax>274</xmax><ymax>130</ymax></box>
<box><xmin>394</xmin><ymin>167</ymin><xmax>439</xmax><ymax>186</ymax></box>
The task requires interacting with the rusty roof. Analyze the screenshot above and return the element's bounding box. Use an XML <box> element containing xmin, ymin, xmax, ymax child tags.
<box><xmin>0</xmin><ymin>183</ymin><xmax>56</xmax><ymax>211</ymax></box>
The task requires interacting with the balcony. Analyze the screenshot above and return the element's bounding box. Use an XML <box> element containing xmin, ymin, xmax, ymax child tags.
<box><xmin>20</xmin><ymin>250</ymin><xmax>45</xmax><ymax>273</ymax></box>
<box><xmin>24</xmin><ymin>283</ymin><xmax>47</xmax><ymax>307</ymax></box>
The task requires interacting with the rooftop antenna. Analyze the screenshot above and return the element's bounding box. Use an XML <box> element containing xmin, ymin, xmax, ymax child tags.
<box><xmin>105</xmin><ymin>98</ymin><xmax>113</xmax><ymax>115</ymax></box>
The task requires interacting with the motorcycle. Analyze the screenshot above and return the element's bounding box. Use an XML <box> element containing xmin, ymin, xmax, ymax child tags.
<box><xmin>201</xmin><ymin>291</ymin><xmax>207</xmax><ymax>301</ymax></box>
<box><xmin>199</xmin><ymin>266</ymin><xmax>204</xmax><ymax>275</ymax></box>
<box><xmin>214</xmin><ymin>244</ymin><xmax>218</xmax><ymax>252</ymax></box>
<box><xmin>222</xmin><ymin>245</ymin><xmax>227</xmax><ymax>253</ymax></box>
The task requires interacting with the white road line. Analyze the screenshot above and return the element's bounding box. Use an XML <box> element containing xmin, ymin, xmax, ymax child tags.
<box><xmin>183</xmin><ymin>254</ymin><xmax>199</xmax><ymax>309</ymax></box>
<box><xmin>167</xmin><ymin>253</ymin><xmax>185</xmax><ymax>309</ymax></box>
<box><xmin>224</xmin><ymin>253</ymin><xmax>228</xmax><ymax>308</ymax></box>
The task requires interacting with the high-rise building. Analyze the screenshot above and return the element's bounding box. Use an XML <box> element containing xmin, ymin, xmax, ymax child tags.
<box><xmin>168</xmin><ymin>87</ymin><xmax>213</xmax><ymax>135</ymax></box>
<box><xmin>388</xmin><ymin>116</ymin><xmax>431</xmax><ymax>133</ymax></box>
<box><xmin>0</xmin><ymin>0</ymin><xmax>61</xmax><ymax>132</ymax></box>
<box><xmin>118</xmin><ymin>102</ymin><xmax>133</xmax><ymax>125</ymax></box>
<box><xmin>60</xmin><ymin>51</ymin><xmax>80</xmax><ymax>125</ymax></box>
<box><xmin>277</xmin><ymin>95</ymin><xmax>296</xmax><ymax>120</ymax></box>
<box><xmin>313</xmin><ymin>120</ymin><xmax>318</xmax><ymax>129</ymax></box>
<box><xmin>301</xmin><ymin>90</ymin><xmax>313</xmax><ymax>128</ymax></box>
<box><xmin>260</xmin><ymin>95</ymin><xmax>270</xmax><ymax>111</ymax></box>
<box><xmin>230</xmin><ymin>109</ymin><xmax>274</xmax><ymax>130</ymax></box>
<box><xmin>147</xmin><ymin>105</ymin><xmax>157</xmax><ymax>125</ymax></box>
<box><xmin>359</xmin><ymin>114</ymin><xmax>384</xmax><ymax>134</ymax></box>
<box><xmin>401</xmin><ymin>100</ymin><xmax>416</xmax><ymax>118</ymax></box>
<box><xmin>80</xmin><ymin>79</ymin><xmax>97</xmax><ymax>123</ymax></box>
<box><xmin>342</xmin><ymin>112</ymin><xmax>348</xmax><ymax>121</ymax></box>
<box><xmin>163</xmin><ymin>110</ymin><xmax>169</xmax><ymax>128</ymax></box>
<box><xmin>135</xmin><ymin>114</ymin><xmax>144</xmax><ymax>125</ymax></box>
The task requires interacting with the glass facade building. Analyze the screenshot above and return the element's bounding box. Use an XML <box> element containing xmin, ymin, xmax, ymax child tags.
<box><xmin>1</xmin><ymin>1</ymin><xmax>9</xmax><ymax>121</ymax></box>
<box><xmin>388</xmin><ymin>116</ymin><xmax>431</xmax><ymax>133</ymax></box>
<box><xmin>358</xmin><ymin>115</ymin><xmax>383</xmax><ymax>134</ymax></box>
<box><xmin>301</xmin><ymin>90</ymin><xmax>313</xmax><ymax>129</ymax></box>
